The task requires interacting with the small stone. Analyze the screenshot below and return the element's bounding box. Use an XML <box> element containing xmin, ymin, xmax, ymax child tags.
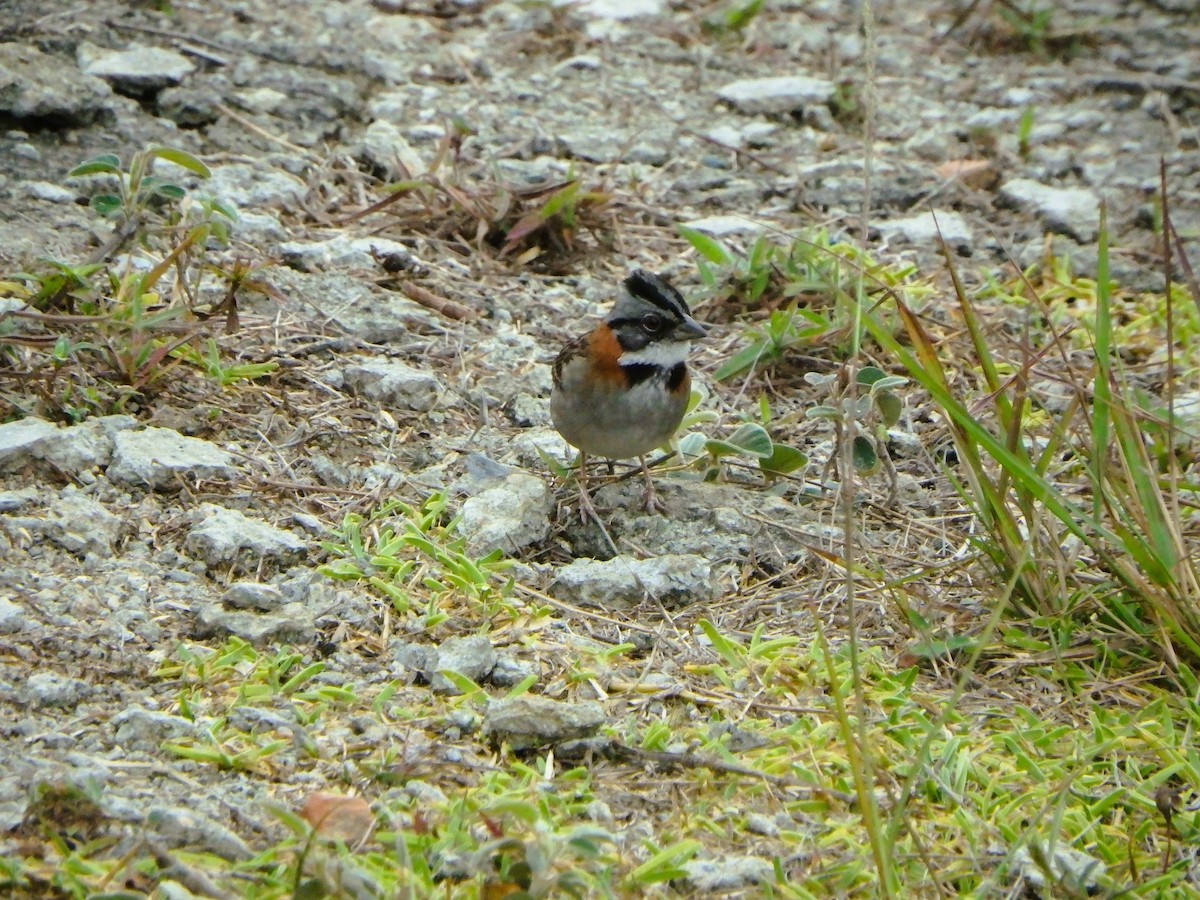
<box><xmin>343</xmin><ymin>358</ymin><xmax>442</xmax><ymax>411</ymax></box>
<box><xmin>998</xmin><ymin>178</ymin><xmax>1101</xmax><ymax>242</ymax></box>
<box><xmin>680</xmin><ymin>214</ymin><xmax>767</xmax><ymax>237</ymax></box>
<box><xmin>223</xmin><ymin>582</ymin><xmax>286</xmax><ymax>611</ymax></box>
<box><xmin>0</xmin><ymin>44</ymin><xmax>114</xmax><ymax>125</ymax></box>
<box><xmin>278</xmin><ymin>235</ymin><xmax>414</xmax><ymax>272</ymax></box>
<box><xmin>490</xmin><ymin>655</ymin><xmax>539</xmax><ymax>687</ymax></box>
<box><xmin>483</xmin><ymin>694</ymin><xmax>606</xmax><ymax>751</ymax></box>
<box><xmin>360</xmin><ymin>119</ymin><xmax>427</xmax><ymax>179</ymax></box>
<box><xmin>78</xmin><ymin>42</ymin><xmax>195</xmax><ymax>94</ymax></box>
<box><xmin>431</xmin><ymin>634</ymin><xmax>497</xmax><ymax>694</ymax></box>
<box><xmin>555</xmin><ymin>54</ymin><xmax>601</xmax><ymax>72</ymax></box>
<box><xmin>108</xmin><ymin>428</ymin><xmax>235</xmax><ymax>489</ymax></box>
<box><xmin>45</xmin><ymin>488</ymin><xmax>123</xmax><ymax>556</ymax></box>
<box><xmin>716</xmin><ymin>75</ymin><xmax>835</xmax><ymax>115</ymax></box>
<box><xmin>559</xmin><ymin>0</ymin><xmax>665</xmax><ymax>18</ymax></box>
<box><xmin>205</xmin><ymin>163</ymin><xmax>307</xmax><ymax>212</ymax></box>
<box><xmin>22</xmin><ymin>672</ymin><xmax>89</xmax><ymax>709</ymax></box>
<box><xmin>457</xmin><ymin>473</ymin><xmax>552</xmax><ymax>556</ymax></box>
<box><xmin>745</xmin><ymin>812</ymin><xmax>779</xmax><ymax>836</ymax></box>
<box><xmin>879</xmin><ymin>210</ymin><xmax>973</xmax><ymax>251</ymax></box>
<box><xmin>0</xmin><ymin>488</ymin><xmax>37</xmax><ymax>511</ymax></box>
<box><xmin>680</xmin><ymin>856</ymin><xmax>774</xmax><ymax>891</ymax></box>
<box><xmin>551</xmin><ymin>554</ymin><xmax>714</xmax><ymax>608</ymax></box>
<box><xmin>21</xmin><ymin>181</ymin><xmax>76</xmax><ymax>203</ymax></box>
<box><xmin>112</xmin><ymin>708</ymin><xmax>200</xmax><ymax>751</ymax></box>
<box><xmin>158</xmin><ymin>82</ymin><xmax>224</xmax><ymax>126</ymax></box>
<box><xmin>194</xmin><ymin>602</ymin><xmax>315</xmax><ymax>644</ymax></box>
<box><xmin>185</xmin><ymin>505</ymin><xmax>306</xmax><ymax>572</ymax></box>
<box><xmin>0</xmin><ymin>418</ymin><xmax>60</xmax><ymax>473</ymax></box>
<box><xmin>1010</xmin><ymin>842</ymin><xmax>1104</xmax><ymax>893</ymax></box>
<box><xmin>146</xmin><ymin>806</ymin><xmax>252</xmax><ymax>861</ymax></box>
<box><xmin>0</xmin><ymin>597</ymin><xmax>26</xmax><ymax>634</ymax></box>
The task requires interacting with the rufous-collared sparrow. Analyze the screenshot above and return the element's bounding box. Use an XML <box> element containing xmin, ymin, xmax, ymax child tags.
<box><xmin>551</xmin><ymin>269</ymin><xmax>707</xmax><ymax>520</ymax></box>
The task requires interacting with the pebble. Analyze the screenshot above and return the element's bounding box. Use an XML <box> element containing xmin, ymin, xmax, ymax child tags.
<box><xmin>108</xmin><ymin>428</ymin><xmax>236</xmax><ymax>489</ymax></box>
<box><xmin>716</xmin><ymin>75</ymin><xmax>835</xmax><ymax>115</ymax></box>
<box><xmin>999</xmin><ymin>178</ymin><xmax>1102</xmax><ymax>242</ymax></box>
<box><xmin>483</xmin><ymin>694</ymin><xmax>606</xmax><ymax>751</ymax></box>
<box><xmin>551</xmin><ymin>553</ymin><xmax>714</xmax><ymax>608</ymax></box>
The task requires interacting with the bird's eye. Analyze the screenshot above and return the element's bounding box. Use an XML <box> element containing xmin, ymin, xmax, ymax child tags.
<box><xmin>641</xmin><ymin>314</ymin><xmax>663</xmax><ymax>332</ymax></box>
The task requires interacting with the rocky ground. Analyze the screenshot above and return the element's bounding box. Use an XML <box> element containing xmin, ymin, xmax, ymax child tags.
<box><xmin>1</xmin><ymin>0</ymin><xmax>1199</xmax><ymax>896</ymax></box>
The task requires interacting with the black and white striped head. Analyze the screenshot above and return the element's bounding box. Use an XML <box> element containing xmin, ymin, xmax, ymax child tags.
<box><xmin>605</xmin><ymin>270</ymin><xmax>706</xmax><ymax>363</ymax></box>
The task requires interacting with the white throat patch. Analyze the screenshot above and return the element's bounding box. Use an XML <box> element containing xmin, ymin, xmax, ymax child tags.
<box><xmin>619</xmin><ymin>340</ymin><xmax>689</xmax><ymax>368</ymax></box>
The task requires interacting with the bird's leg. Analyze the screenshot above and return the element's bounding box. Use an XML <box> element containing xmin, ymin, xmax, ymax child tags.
<box><xmin>576</xmin><ymin>450</ymin><xmax>599</xmax><ymax>524</ymax></box>
<box><xmin>638</xmin><ymin>455</ymin><xmax>668</xmax><ymax>515</ymax></box>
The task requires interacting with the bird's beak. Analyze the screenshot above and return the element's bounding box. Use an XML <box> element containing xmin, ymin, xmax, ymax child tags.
<box><xmin>677</xmin><ymin>315</ymin><xmax>707</xmax><ymax>340</ymax></box>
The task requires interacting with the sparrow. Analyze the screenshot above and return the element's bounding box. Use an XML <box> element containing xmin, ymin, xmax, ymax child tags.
<box><xmin>550</xmin><ymin>269</ymin><xmax>707</xmax><ymax>520</ymax></box>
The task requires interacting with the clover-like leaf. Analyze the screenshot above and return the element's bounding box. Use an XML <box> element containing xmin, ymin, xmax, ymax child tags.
<box><xmin>875</xmin><ymin>389</ymin><xmax>903</xmax><ymax>426</ymax></box>
<box><xmin>760</xmin><ymin>443</ymin><xmax>808</xmax><ymax>476</ymax></box>
<box><xmin>69</xmin><ymin>154</ymin><xmax>121</xmax><ymax>177</ymax></box>
<box><xmin>852</xmin><ymin>435</ymin><xmax>879</xmax><ymax>473</ymax></box>
<box><xmin>147</xmin><ymin>146</ymin><xmax>211</xmax><ymax>178</ymax></box>
<box><xmin>89</xmin><ymin>194</ymin><xmax>122</xmax><ymax>216</ymax></box>
<box><xmin>857</xmin><ymin>365</ymin><xmax>888</xmax><ymax>386</ymax></box>
<box><xmin>726</xmin><ymin>422</ymin><xmax>774</xmax><ymax>457</ymax></box>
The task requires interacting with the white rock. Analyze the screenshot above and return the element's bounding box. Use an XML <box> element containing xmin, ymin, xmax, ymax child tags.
<box><xmin>361</xmin><ymin>119</ymin><xmax>427</xmax><ymax>179</ymax></box>
<box><xmin>204</xmin><ymin>163</ymin><xmax>306</xmax><ymax>211</ymax></box>
<box><xmin>716</xmin><ymin>75</ymin><xmax>835</xmax><ymax>115</ymax></box>
<box><xmin>551</xmin><ymin>553</ymin><xmax>714</xmax><ymax>608</ymax></box>
<box><xmin>999</xmin><ymin>178</ymin><xmax>1101</xmax><ymax>242</ymax></box>
<box><xmin>681</xmin><ymin>856</ymin><xmax>774</xmax><ymax>891</ymax></box>
<box><xmin>879</xmin><ymin>210</ymin><xmax>973</xmax><ymax>249</ymax></box>
<box><xmin>185</xmin><ymin>504</ymin><xmax>306</xmax><ymax>570</ymax></box>
<box><xmin>278</xmin><ymin>235</ymin><xmax>414</xmax><ymax>271</ymax></box>
<box><xmin>458</xmin><ymin>473</ymin><xmax>552</xmax><ymax>556</ymax></box>
<box><xmin>22</xmin><ymin>181</ymin><xmax>76</xmax><ymax>202</ymax></box>
<box><xmin>0</xmin><ymin>418</ymin><xmax>60</xmax><ymax>473</ymax></box>
<box><xmin>108</xmin><ymin>427</ymin><xmax>235</xmax><ymax>489</ymax></box>
<box><xmin>553</xmin><ymin>0</ymin><xmax>665</xmax><ymax>18</ymax></box>
<box><xmin>681</xmin><ymin>214</ymin><xmax>768</xmax><ymax>237</ymax></box>
<box><xmin>343</xmin><ymin>358</ymin><xmax>442</xmax><ymax>411</ymax></box>
<box><xmin>78</xmin><ymin>43</ymin><xmax>195</xmax><ymax>91</ymax></box>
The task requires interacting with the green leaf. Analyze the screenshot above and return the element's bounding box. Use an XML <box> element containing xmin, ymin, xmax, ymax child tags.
<box><xmin>152</xmin><ymin>182</ymin><xmax>187</xmax><ymax>200</ymax></box>
<box><xmin>676</xmin><ymin>224</ymin><xmax>733</xmax><ymax>265</ymax></box>
<box><xmin>851</xmin><ymin>435</ymin><xmax>879</xmax><ymax>473</ymax></box>
<box><xmin>713</xmin><ymin>340</ymin><xmax>775</xmax><ymax>381</ymax></box>
<box><xmin>725</xmin><ymin>422</ymin><xmax>773</xmax><ymax>457</ymax></box>
<box><xmin>760</xmin><ymin>443</ymin><xmax>808</xmax><ymax>476</ymax></box>
<box><xmin>89</xmin><ymin>194</ymin><xmax>122</xmax><ymax>216</ymax></box>
<box><xmin>875</xmin><ymin>390</ymin><xmax>903</xmax><ymax>426</ymax></box>
<box><xmin>68</xmin><ymin>154</ymin><xmax>121</xmax><ymax>177</ymax></box>
<box><xmin>677</xmin><ymin>432</ymin><xmax>708</xmax><ymax>457</ymax></box>
<box><xmin>725</xmin><ymin>0</ymin><xmax>765</xmax><ymax>29</ymax></box>
<box><xmin>704</xmin><ymin>439</ymin><xmax>747</xmax><ymax>459</ymax></box>
<box><xmin>148</xmin><ymin>146</ymin><xmax>211</xmax><ymax>177</ymax></box>
<box><xmin>857</xmin><ymin>365</ymin><xmax>888</xmax><ymax>386</ymax></box>
<box><xmin>904</xmin><ymin>634</ymin><xmax>976</xmax><ymax>660</ymax></box>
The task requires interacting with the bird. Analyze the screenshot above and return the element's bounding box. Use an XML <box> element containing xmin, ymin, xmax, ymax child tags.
<box><xmin>550</xmin><ymin>269</ymin><xmax>707</xmax><ymax>521</ymax></box>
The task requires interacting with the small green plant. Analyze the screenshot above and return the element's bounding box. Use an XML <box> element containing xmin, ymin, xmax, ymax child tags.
<box><xmin>996</xmin><ymin>2</ymin><xmax>1055</xmax><ymax>55</ymax></box>
<box><xmin>678</xmin><ymin>418</ymin><xmax>808</xmax><ymax>484</ymax></box>
<box><xmin>320</xmin><ymin>491</ymin><xmax>514</xmax><ymax>624</ymax></box>
<box><xmin>678</xmin><ymin>225</ymin><xmax>927</xmax><ymax>382</ymax></box>
<box><xmin>0</xmin><ymin>145</ymin><xmax>256</xmax><ymax>418</ymax></box>
<box><xmin>1017</xmin><ymin>105</ymin><xmax>1035</xmax><ymax>157</ymax></box>
<box><xmin>806</xmin><ymin>365</ymin><xmax>906</xmax><ymax>498</ymax></box>
<box><xmin>500</xmin><ymin>175</ymin><xmax>614</xmax><ymax>262</ymax></box>
<box><xmin>701</xmin><ymin>0</ymin><xmax>766</xmax><ymax>34</ymax></box>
